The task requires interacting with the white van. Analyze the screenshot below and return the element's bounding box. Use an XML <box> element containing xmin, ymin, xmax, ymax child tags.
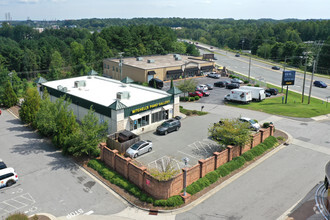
<box><xmin>240</xmin><ymin>86</ymin><xmax>266</xmax><ymax>101</ymax></box>
<box><xmin>0</xmin><ymin>167</ymin><xmax>18</xmax><ymax>188</ymax></box>
<box><xmin>224</xmin><ymin>89</ymin><xmax>252</xmax><ymax>104</ymax></box>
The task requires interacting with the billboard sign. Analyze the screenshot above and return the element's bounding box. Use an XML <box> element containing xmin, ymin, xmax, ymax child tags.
<box><xmin>282</xmin><ymin>70</ymin><xmax>296</xmax><ymax>85</ymax></box>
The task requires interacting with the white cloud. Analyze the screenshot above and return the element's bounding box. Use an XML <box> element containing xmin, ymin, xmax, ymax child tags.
<box><xmin>195</xmin><ymin>0</ymin><xmax>212</xmax><ymax>4</ymax></box>
<box><xmin>18</xmin><ymin>0</ymin><xmax>39</xmax><ymax>3</ymax></box>
<box><xmin>51</xmin><ymin>0</ymin><xmax>67</xmax><ymax>2</ymax></box>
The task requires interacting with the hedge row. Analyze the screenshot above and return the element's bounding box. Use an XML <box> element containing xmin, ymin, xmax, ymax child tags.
<box><xmin>88</xmin><ymin>159</ymin><xmax>184</xmax><ymax>207</ymax></box>
<box><xmin>185</xmin><ymin>136</ymin><xmax>278</xmax><ymax>197</ymax></box>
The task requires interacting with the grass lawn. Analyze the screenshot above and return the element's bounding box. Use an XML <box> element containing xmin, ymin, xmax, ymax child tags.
<box><xmin>227</xmin><ymin>88</ymin><xmax>330</xmax><ymax>118</ymax></box>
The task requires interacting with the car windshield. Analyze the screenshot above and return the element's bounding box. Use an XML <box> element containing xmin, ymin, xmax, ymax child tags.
<box><xmin>130</xmin><ymin>141</ymin><xmax>144</xmax><ymax>150</ymax></box>
<box><xmin>161</xmin><ymin>122</ymin><xmax>170</xmax><ymax>127</ymax></box>
<box><xmin>249</xmin><ymin>119</ymin><xmax>256</xmax><ymax>124</ymax></box>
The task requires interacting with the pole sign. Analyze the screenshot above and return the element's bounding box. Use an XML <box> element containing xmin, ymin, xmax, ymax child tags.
<box><xmin>282</xmin><ymin>71</ymin><xmax>296</xmax><ymax>86</ymax></box>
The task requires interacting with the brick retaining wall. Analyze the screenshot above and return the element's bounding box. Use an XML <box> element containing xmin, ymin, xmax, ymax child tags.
<box><xmin>99</xmin><ymin>125</ymin><xmax>274</xmax><ymax>199</ymax></box>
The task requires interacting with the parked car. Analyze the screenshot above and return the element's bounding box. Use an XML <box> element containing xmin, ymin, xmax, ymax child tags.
<box><xmin>196</xmin><ymin>89</ymin><xmax>210</xmax><ymax>96</ymax></box>
<box><xmin>0</xmin><ymin>167</ymin><xmax>18</xmax><ymax>188</ymax></box>
<box><xmin>313</xmin><ymin>80</ymin><xmax>327</xmax><ymax>88</ymax></box>
<box><xmin>189</xmin><ymin>91</ymin><xmax>203</xmax><ymax>98</ymax></box>
<box><xmin>0</xmin><ymin>159</ymin><xmax>7</xmax><ymax>170</ymax></box>
<box><xmin>235</xmin><ymin>53</ymin><xmax>240</xmax><ymax>57</ymax></box>
<box><xmin>156</xmin><ymin>118</ymin><xmax>181</xmax><ymax>135</ymax></box>
<box><xmin>206</xmin><ymin>84</ymin><xmax>213</xmax><ymax>90</ymax></box>
<box><xmin>196</xmin><ymin>84</ymin><xmax>208</xmax><ymax>91</ymax></box>
<box><xmin>226</xmin><ymin>83</ymin><xmax>240</xmax><ymax>89</ymax></box>
<box><xmin>265</xmin><ymin>92</ymin><xmax>271</xmax><ymax>97</ymax></box>
<box><xmin>207</xmin><ymin>72</ymin><xmax>220</xmax><ymax>79</ymax></box>
<box><xmin>272</xmin><ymin>66</ymin><xmax>280</xmax><ymax>70</ymax></box>
<box><xmin>126</xmin><ymin>140</ymin><xmax>152</xmax><ymax>158</ymax></box>
<box><xmin>231</xmin><ymin>78</ymin><xmax>244</xmax><ymax>84</ymax></box>
<box><xmin>239</xmin><ymin>117</ymin><xmax>260</xmax><ymax>131</ymax></box>
<box><xmin>214</xmin><ymin>80</ymin><xmax>231</xmax><ymax>87</ymax></box>
<box><xmin>265</xmin><ymin>88</ymin><xmax>279</xmax><ymax>95</ymax></box>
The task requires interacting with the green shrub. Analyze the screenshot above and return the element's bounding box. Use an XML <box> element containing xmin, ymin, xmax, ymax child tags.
<box><xmin>253</xmin><ymin>119</ymin><xmax>258</xmax><ymax>123</ymax></box>
<box><xmin>154</xmin><ymin>199</ymin><xmax>167</xmax><ymax>206</ymax></box>
<box><xmin>180</xmin><ymin>97</ymin><xmax>185</xmax><ymax>101</ymax></box>
<box><xmin>166</xmin><ymin>195</ymin><xmax>184</xmax><ymax>207</ymax></box>
<box><xmin>263</xmin><ymin>122</ymin><xmax>270</xmax><ymax>128</ymax></box>
<box><xmin>139</xmin><ymin>193</ymin><xmax>148</xmax><ymax>202</ymax></box>
<box><xmin>186</xmin><ymin>182</ymin><xmax>201</xmax><ymax>195</ymax></box>
<box><xmin>146</xmin><ymin>197</ymin><xmax>154</xmax><ymax>204</ymax></box>
<box><xmin>247</xmin><ymin>84</ymin><xmax>252</xmax><ymax>86</ymax></box>
<box><xmin>205</xmin><ymin>171</ymin><xmax>219</xmax><ymax>184</ymax></box>
<box><xmin>254</xmin><ymin>84</ymin><xmax>260</xmax><ymax>87</ymax></box>
<box><xmin>184</xmin><ymin>97</ymin><xmax>189</xmax><ymax>101</ymax></box>
<box><xmin>250</xmin><ymin>145</ymin><xmax>265</xmax><ymax>157</ymax></box>
<box><xmin>88</xmin><ymin>159</ymin><xmax>102</xmax><ymax>170</ymax></box>
<box><xmin>189</xmin><ymin>97</ymin><xmax>195</xmax><ymax>102</ymax></box>
<box><xmin>244</xmin><ymin>80</ymin><xmax>249</xmax><ymax>84</ymax></box>
<box><xmin>6</xmin><ymin>213</ymin><xmax>29</xmax><ymax>220</ymax></box>
<box><xmin>242</xmin><ymin>151</ymin><xmax>254</xmax><ymax>161</ymax></box>
<box><xmin>186</xmin><ymin>111</ymin><xmax>192</xmax><ymax>116</ymax></box>
<box><xmin>216</xmin><ymin>166</ymin><xmax>230</xmax><ymax>177</ymax></box>
<box><xmin>277</xmin><ymin>136</ymin><xmax>285</xmax><ymax>141</ymax></box>
<box><xmin>180</xmin><ymin>106</ymin><xmax>183</xmax><ymax>109</ymax></box>
<box><xmin>232</xmin><ymin>156</ymin><xmax>246</xmax><ymax>168</ymax></box>
<box><xmin>195</xmin><ymin>96</ymin><xmax>200</xmax><ymax>101</ymax></box>
<box><xmin>142</xmin><ymin>82</ymin><xmax>149</xmax><ymax>87</ymax></box>
<box><xmin>192</xmin><ymin>110</ymin><xmax>197</xmax><ymax>114</ymax></box>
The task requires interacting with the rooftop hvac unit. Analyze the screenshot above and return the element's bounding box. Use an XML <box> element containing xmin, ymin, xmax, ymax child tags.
<box><xmin>147</xmin><ymin>59</ymin><xmax>155</xmax><ymax>63</ymax></box>
<box><xmin>62</xmin><ymin>87</ymin><xmax>68</xmax><ymax>92</ymax></box>
<box><xmin>116</xmin><ymin>91</ymin><xmax>130</xmax><ymax>100</ymax></box>
<box><xmin>173</xmin><ymin>54</ymin><xmax>179</xmax><ymax>58</ymax></box>
<box><xmin>175</xmin><ymin>56</ymin><xmax>182</xmax><ymax>61</ymax></box>
<box><xmin>57</xmin><ymin>85</ymin><xmax>63</xmax><ymax>91</ymax></box>
<box><xmin>136</xmin><ymin>57</ymin><xmax>144</xmax><ymax>61</ymax></box>
<box><xmin>74</xmin><ymin>80</ymin><xmax>86</xmax><ymax>88</ymax></box>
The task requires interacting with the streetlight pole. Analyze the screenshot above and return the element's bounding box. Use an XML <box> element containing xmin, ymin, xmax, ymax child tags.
<box><xmin>182</xmin><ymin>157</ymin><xmax>189</xmax><ymax>196</ymax></box>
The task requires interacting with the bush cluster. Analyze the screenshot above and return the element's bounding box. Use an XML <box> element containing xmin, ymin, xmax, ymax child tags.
<box><xmin>243</xmin><ymin>80</ymin><xmax>249</xmax><ymax>84</ymax></box>
<box><xmin>88</xmin><ymin>159</ymin><xmax>184</xmax><ymax>207</ymax></box>
<box><xmin>194</xmin><ymin>96</ymin><xmax>200</xmax><ymax>101</ymax></box>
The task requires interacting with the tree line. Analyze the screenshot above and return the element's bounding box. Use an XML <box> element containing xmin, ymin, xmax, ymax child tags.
<box><xmin>0</xmin><ymin>23</ymin><xmax>199</xmax><ymax>103</ymax></box>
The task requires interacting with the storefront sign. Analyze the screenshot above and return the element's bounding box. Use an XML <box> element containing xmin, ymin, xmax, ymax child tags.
<box><xmin>131</xmin><ymin>100</ymin><xmax>170</xmax><ymax>114</ymax></box>
<box><xmin>282</xmin><ymin>70</ymin><xmax>296</xmax><ymax>85</ymax></box>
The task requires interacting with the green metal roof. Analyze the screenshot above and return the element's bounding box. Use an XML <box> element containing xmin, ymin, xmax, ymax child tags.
<box><xmin>88</xmin><ymin>69</ymin><xmax>99</xmax><ymax>75</ymax></box>
<box><xmin>167</xmin><ymin>86</ymin><xmax>182</xmax><ymax>95</ymax></box>
<box><xmin>109</xmin><ymin>100</ymin><xmax>127</xmax><ymax>110</ymax></box>
<box><xmin>34</xmin><ymin>77</ymin><xmax>47</xmax><ymax>84</ymax></box>
<box><xmin>121</xmin><ymin>77</ymin><xmax>134</xmax><ymax>84</ymax></box>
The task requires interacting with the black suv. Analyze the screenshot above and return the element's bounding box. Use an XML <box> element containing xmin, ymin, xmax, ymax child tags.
<box><xmin>265</xmin><ymin>88</ymin><xmax>278</xmax><ymax>95</ymax></box>
<box><xmin>156</xmin><ymin>119</ymin><xmax>181</xmax><ymax>135</ymax></box>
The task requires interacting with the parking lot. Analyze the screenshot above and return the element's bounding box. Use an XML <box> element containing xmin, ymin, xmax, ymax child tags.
<box><xmin>136</xmin><ymin>75</ymin><xmax>276</xmax><ymax>172</ymax></box>
<box><xmin>0</xmin><ymin>110</ymin><xmax>126</xmax><ymax>218</ymax></box>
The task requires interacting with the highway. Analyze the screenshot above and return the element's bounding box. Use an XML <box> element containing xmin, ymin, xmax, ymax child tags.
<box><xmin>198</xmin><ymin>43</ymin><xmax>330</xmax><ymax>101</ymax></box>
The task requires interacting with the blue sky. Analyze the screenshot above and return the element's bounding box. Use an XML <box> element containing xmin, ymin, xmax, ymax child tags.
<box><xmin>0</xmin><ymin>0</ymin><xmax>329</xmax><ymax>21</ymax></box>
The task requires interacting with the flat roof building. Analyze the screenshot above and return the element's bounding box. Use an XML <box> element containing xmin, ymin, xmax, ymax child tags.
<box><xmin>103</xmin><ymin>54</ymin><xmax>215</xmax><ymax>83</ymax></box>
<box><xmin>40</xmin><ymin>75</ymin><xmax>181</xmax><ymax>135</ymax></box>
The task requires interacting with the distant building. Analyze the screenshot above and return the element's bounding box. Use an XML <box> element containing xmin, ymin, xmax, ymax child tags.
<box><xmin>103</xmin><ymin>54</ymin><xmax>215</xmax><ymax>83</ymax></box>
<box><xmin>34</xmin><ymin>28</ymin><xmax>44</xmax><ymax>33</ymax></box>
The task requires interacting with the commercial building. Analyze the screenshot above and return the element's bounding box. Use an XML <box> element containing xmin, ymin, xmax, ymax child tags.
<box><xmin>39</xmin><ymin>75</ymin><xmax>181</xmax><ymax>135</ymax></box>
<box><xmin>103</xmin><ymin>54</ymin><xmax>215</xmax><ymax>82</ymax></box>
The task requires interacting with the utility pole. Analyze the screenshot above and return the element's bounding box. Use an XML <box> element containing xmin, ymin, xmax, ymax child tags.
<box><xmin>301</xmin><ymin>53</ymin><xmax>308</xmax><ymax>103</ymax></box>
<box><xmin>248</xmin><ymin>54</ymin><xmax>252</xmax><ymax>80</ymax></box>
<box><xmin>281</xmin><ymin>57</ymin><xmax>287</xmax><ymax>93</ymax></box>
<box><xmin>118</xmin><ymin>52</ymin><xmax>124</xmax><ymax>80</ymax></box>
<box><xmin>308</xmin><ymin>60</ymin><xmax>316</xmax><ymax>104</ymax></box>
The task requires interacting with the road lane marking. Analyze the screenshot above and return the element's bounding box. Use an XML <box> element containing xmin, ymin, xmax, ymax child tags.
<box><xmin>84</xmin><ymin>210</ymin><xmax>94</xmax><ymax>215</ymax></box>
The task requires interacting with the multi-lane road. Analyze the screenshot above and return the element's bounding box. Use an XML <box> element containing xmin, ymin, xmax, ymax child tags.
<box><xmin>198</xmin><ymin>43</ymin><xmax>330</xmax><ymax>101</ymax></box>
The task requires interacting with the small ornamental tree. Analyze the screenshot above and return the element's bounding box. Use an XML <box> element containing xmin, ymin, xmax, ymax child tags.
<box><xmin>177</xmin><ymin>79</ymin><xmax>197</xmax><ymax>98</ymax></box>
<box><xmin>2</xmin><ymin>81</ymin><xmax>18</xmax><ymax>107</ymax></box>
<box><xmin>67</xmin><ymin>107</ymin><xmax>108</xmax><ymax>157</ymax></box>
<box><xmin>208</xmin><ymin>118</ymin><xmax>251</xmax><ymax>147</ymax></box>
<box><xmin>19</xmin><ymin>87</ymin><xmax>41</xmax><ymax>124</ymax></box>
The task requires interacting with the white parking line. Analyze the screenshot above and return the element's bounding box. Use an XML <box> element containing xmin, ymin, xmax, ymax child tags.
<box><xmin>178</xmin><ymin>150</ymin><xmax>199</xmax><ymax>160</ymax></box>
<box><xmin>84</xmin><ymin>210</ymin><xmax>94</xmax><ymax>215</ymax></box>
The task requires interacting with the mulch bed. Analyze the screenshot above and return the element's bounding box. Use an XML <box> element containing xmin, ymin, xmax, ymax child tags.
<box><xmin>75</xmin><ymin>129</ymin><xmax>288</xmax><ymax>210</ymax></box>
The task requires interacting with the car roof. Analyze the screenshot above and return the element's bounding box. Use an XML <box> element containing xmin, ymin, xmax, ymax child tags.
<box><xmin>0</xmin><ymin>167</ymin><xmax>15</xmax><ymax>174</ymax></box>
<box><xmin>240</xmin><ymin>117</ymin><xmax>251</xmax><ymax>121</ymax></box>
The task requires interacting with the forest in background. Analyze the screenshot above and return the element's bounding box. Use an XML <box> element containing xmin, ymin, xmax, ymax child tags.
<box><xmin>0</xmin><ymin>17</ymin><xmax>329</xmax><ymax>101</ymax></box>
